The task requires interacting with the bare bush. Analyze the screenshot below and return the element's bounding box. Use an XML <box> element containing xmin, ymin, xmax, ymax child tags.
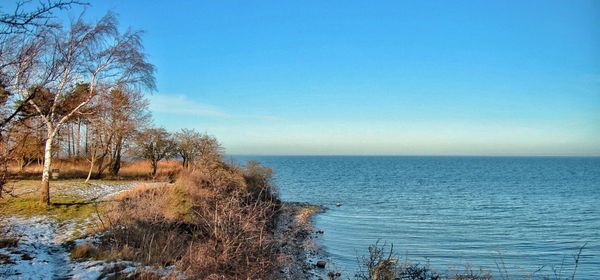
<box><xmin>99</xmin><ymin>157</ymin><xmax>281</xmax><ymax>279</ymax></box>
<box><xmin>355</xmin><ymin>242</ymin><xmax>493</xmax><ymax>280</ymax></box>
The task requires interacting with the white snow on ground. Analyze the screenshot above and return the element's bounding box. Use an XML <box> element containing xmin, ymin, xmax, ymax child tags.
<box><xmin>0</xmin><ymin>216</ymin><xmax>75</xmax><ymax>279</ymax></box>
<box><xmin>0</xmin><ymin>182</ymin><xmax>180</xmax><ymax>279</ymax></box>
<box><xmin>65</xmin><ymin>183</ymin><xmax>137</xmax><ymax>201</ymax></box>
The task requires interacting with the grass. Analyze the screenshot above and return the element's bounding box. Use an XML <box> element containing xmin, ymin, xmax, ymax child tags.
<box><xmin>0</xmin><ymin>195</ymin><xmax>98</xmax><ymax>221</ymax></box>
<box><xmin>70</xmin><ymin>243</ymin><xmax>101</xmax><ymax>260</ymax></box>
<box><xmin>8</xmin><ymin>159</ymin><xmax>182</xmax><ymax>181</ymax></box>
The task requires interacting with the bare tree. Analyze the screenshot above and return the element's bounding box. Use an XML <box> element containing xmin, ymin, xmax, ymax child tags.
<box><xmin>4</xmin><ymin>12</ymin><xmax>155</xmax><ymax>205</ymax></box>
<box><xmin>0</xmin><ymin>0</ymin><xmax>84</xmax><ymax>197</ymax></box>
<box><xmin>107</xmin><ymin>88</ymin><xmax>150</xmax><ymax>176</ymax></box>
<box><xmin>82</xmin><ymin>88</ymin><xmax>150</xmax><ymax>178</ymax></box>
<box><xmin>0</xmin><ymin>1</ymin><xmax>85</xmax><ymax>35</ymax></box>
<box><xmin>0</xmin><ymin>0</ymin><xmax>86</xmax><ymax>128</ymax></box>
<box><xmin>175</xmin><ymin>128</ymin><xmax>201</xmax><ymax>168</ymax></box>
<box><xmin>134</xmin><ymin>128</ymin><xmax>176</xmax><ymax>177</ymax></box>
<box><xmin>175</xmin><ymin>129</ymin><xmax>222</xmax><ymax>169</ymax></box>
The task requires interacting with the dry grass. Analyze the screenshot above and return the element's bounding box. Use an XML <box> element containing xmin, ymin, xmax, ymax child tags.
<box><xmin>70</xmin><ymin>243</ymin><xmax>100</xmax><ymax>260</ymax></box>
<box><xmin>97</xmin><ymin>160</ymin><xmax>281</xmax><ymax>279</ymax></box>
<box><xmin>7</xmin><ymin>159</ymin><xmax>182</xmax><ymax>181</ymax></box>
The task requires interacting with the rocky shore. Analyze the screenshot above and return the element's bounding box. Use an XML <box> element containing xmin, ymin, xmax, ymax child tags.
<box><xmin>273</xmin><ymin>202</ymin><xmax>326</xmax><ymax>280</ymax></box>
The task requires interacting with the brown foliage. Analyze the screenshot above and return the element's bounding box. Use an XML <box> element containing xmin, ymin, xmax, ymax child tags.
<box><xmin>70</xmin><ymin>243</ymin><xmax>100</xmax><ymax>260</ymax></box>
<box><xmin>99</xmin><ymin>159</ymin><xmax>281</xmax><ymax>279</ymax></box>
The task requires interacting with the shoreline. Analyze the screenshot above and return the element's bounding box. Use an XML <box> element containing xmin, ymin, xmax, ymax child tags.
<box><xmin>273</xmin><ymin>202</ymin><xmax>326</xmax><ymax>280</ymax></box>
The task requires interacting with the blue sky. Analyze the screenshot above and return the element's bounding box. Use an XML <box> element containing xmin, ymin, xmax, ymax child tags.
<box><xmin>43</xmin><ymin>1</ymin><xmax>600</xmax><ymax>155</ymax></box>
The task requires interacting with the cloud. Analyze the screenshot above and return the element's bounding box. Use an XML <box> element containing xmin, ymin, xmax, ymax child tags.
<box><xmin>149</xmin><ymin>94</ymin><xmax>231</xmax><ymax>118</ymax></box>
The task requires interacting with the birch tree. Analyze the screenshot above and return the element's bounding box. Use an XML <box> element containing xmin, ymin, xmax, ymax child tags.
<box><xmin>5</xmin><ymin>12</ymin><xmax>155</xmax><ymax>205</ymax></box>
<box><xmin>0</xmin><ymin>0</ymin><xmax>84</xmax><ymax>197</ymax></box>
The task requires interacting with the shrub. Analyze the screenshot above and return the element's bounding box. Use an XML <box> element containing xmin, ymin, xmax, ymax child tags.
<box><xmin>99</xmin><ymin>159</ymin><xmax>281</xmax><ymax>279</ymax></box>
<box><xmin>355</xmin><ymin>242</ymin><xmax>492</xmax><ymax>280</ymax></box>
<box><xmin>70</xmin><ymin>243</ymin><xmax>100</xmax><ymax>260</ymax></box>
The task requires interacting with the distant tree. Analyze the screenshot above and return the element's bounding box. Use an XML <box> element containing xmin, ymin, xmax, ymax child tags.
<box><xmin>135</xmin><ymin>128</ymin><xmax>176</xmax><ymax>177</ymax></box>
<box><xmin>175</xmin><ymin>129</ymin><xmax>201</xmax><ymax>169</ymax></box>
<box><xmin>84</xmin><ymin>88</ymin><xmax>150</xmax><ymax>177</ymax></box>
<box><xmin>8</xmin><ymin>119</ymin><xmax>45</xmax><ymax>171</ymax></box>
<box><xmin>2</xmin><ymin>12</ymin><xmax>155</xmax><ymax>205</ymax></box>
<box><xmin>107</xmin><ymin>89</ymin><xmax>150</xmax><ymax>176</ymax></box>
<box><xmin>174</xmin><ymin>129</ymin><xmax>222</xmax><ymax>169</ymax></box>
<box><xmin>195</xmin><ymin>134</ymin><xmax>223</xmax><ymax>164</ymax></box>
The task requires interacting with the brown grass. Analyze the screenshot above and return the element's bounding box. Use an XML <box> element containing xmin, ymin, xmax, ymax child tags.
<box><xmin>7</xmin><ymin>159</ymin><xmax>182</xmax><ymax>181</ymax></box>
<box><xmin>97</xmin><ymin>160</ymin><xmax>281</xmax><ymax>279</ymax></box>
<box><xmin>70</xmin><ymin>243</ymin><xmax>100</xmax><ymax>260</ymax></box>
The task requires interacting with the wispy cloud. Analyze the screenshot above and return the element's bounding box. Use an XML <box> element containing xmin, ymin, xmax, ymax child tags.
<box><xmin>149</xmin><ymin>94</ymin><xmax>231</xmax><ymax>118</ymax></box>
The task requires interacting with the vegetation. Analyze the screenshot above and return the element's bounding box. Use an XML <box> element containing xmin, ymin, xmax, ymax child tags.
<box><xmin>0</xmin><ymin>1</ymin><xmax>209</xmax><ymax>204</ymax></box>
<box><xmin>351</xmin><ymin>242</ymin><xmax>587</xmax><ymax>280</ymax></box>
<box><xmin>94</xmin><ymin>152</ymin><xmax>281</xmax><ymax>279</ymax></box>
<box><xmin>134</xmin><ymin>128</ymin><xmax>177</xmax><ymax>177</ymax></box>
<box><xmin>0</xmin><ymin>192</ymin><xmax>96</xmax><ymax>221</ymax></box>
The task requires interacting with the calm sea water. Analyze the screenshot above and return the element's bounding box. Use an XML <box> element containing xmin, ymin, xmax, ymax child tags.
<box><xmin>233</xmin><ymin>156</ymin><xmax>600</xmax><ymax>278</ymax></box>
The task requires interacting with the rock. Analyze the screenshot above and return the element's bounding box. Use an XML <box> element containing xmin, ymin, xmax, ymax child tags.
<box><xmin>20</xmin><ymin>253</ymin><xmax>33</xmax><ymax>261</ymax></box>
<box><xmin>316</xmin><ymin>229</ymin><xmax>324</xmax><ymax>234</ymax></box>
<box><xmin>316</xmin><ymin>260</ymin><xmax>326</xmax><ymax>268</ymax></box>
<box><xmin>328</xmin><ymin>271</ymin><xmax>342</xmax><ymax>279</ymax></box>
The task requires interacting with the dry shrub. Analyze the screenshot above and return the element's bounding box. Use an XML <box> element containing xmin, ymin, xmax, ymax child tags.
<box><xmin>355</xmin><ymin>242</ymin><xmax>493</xmax><ymax>280</ymax></box>
<box><xmin>70</xmin><ymin>243</ymin><xmax>100</xmax><ymax>260</ymax></box>
<box><xmin>100</xmin><ymin>159</ymin><xmax>281</xmax><ymax>279</ymax></box>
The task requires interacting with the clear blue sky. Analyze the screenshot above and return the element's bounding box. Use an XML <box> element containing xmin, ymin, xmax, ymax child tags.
<box><xmin>63</xmin><ymin>1</ymin><xmax>600</xmax><ymax>155</ymax></box>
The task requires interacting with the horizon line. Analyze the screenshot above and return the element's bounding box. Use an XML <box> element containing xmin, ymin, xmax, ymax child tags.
<box><xmin>226</xmin><ymin>154</ymin><xmax>600</xmax><ymax>158</ymax></box>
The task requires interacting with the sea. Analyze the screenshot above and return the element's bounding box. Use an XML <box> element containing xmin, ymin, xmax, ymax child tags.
<box><xmin>232</xmin><ymin>156</ymin><xmax>600</xmax><ymax>279</ymax></box>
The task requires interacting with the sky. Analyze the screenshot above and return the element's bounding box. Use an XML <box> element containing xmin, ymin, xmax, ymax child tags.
<box><xmin>15</xmin><ymin>0</ymin><xmax>600</xmax><ymax>155</ymax></box>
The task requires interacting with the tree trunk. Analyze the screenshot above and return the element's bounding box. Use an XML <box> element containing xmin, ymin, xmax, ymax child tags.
<box><xmin>109</xmin><ymin>136</ymin><xmax>122</xmax><ymax>176</ymax></box>
<box><xmin>40</xmin><ymin>134</ymin><xmax>54</xmax><ymax>205</ymax></box>
<box><xmin>66</xmin><ymin>125</ymin><xmax>71</xmax><ymax>159</ymax></box>
<box><xmin>85</xmin><ymin>148</ymin><xmax>96</xmax><ymax>183</ymax></box>
<box><xmin>84</xmin><ymin>123</ymin><xmax>88</xmax><ymax>155</ymax></box>
<box><xmin>71</xmin><ymin>124</ymin><xmax>76</xmax><ymax>160</ymax></box>
<box><xmin>151</xmin><ymin>160</ymin><xmax>158</xmax><ymax>177</ymax></box>
<box><xmin>76</xmin><ymin>117</ymin><xmax>81</xmax><ymax>158</ymax></box>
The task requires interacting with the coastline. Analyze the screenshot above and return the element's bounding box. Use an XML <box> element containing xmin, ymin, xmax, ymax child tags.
<box><xmin>273</xmin><ymin>202</ymin><xmax>325</xmax><ymax>280</ymax></box>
